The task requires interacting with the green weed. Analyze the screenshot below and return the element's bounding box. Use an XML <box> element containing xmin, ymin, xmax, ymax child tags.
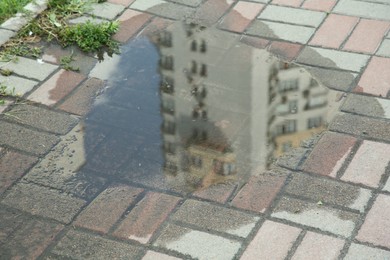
<box><xmin>60</xmin><ymin>52</ymin><xmax>80</xmax><ymax>71</ymax></box>
<box><xmin>0</xmin><ymin>0</ymin><xmax>31</xmax><ymax>24</ymax></box>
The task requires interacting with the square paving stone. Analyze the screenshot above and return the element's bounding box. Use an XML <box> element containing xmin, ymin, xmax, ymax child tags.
<box><xmin>344</xmin><ymin>243</ymin><xmax>390</xmax><ymax>260</ymax></box>
<box><xmin>87</xmin><ymin>2</ymin><xmax>125</xmax><ymax>19</ymax></box>
<box><xmin>130</xmin><ymin>0</ymin><xmax>194</xmax><ymax>20</ymax></box>
<box><xmin>0</xmin><ymin>75</ymin><xmax>38</xmax><ymax>96</ymax></box>
<box><xmin>341</xmin><ymin>94</ymin><xmax>390</xmax><ymax>120</ymax></box>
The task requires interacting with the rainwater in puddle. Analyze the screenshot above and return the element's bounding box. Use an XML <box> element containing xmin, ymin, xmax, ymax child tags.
<box><xmin>77</xmin><ymin>23</ymin><xmax>342</xmax><ymax>193</ymax></box>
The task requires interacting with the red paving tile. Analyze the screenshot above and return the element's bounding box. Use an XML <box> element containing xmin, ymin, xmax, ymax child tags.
<box><xmin>231</xmin><ymin>173</ymin><xmax>286</xmax><ymax>213</ymax></box>
<box><xmin>113</xmin><ymin>9</ymin><xmax>153</xmax><ymax>43</ymax></box>
<box><xmin>273</xmin><ymin>0</ymin><xmax>304</xmax><ymax>7</ymax></box>
<box><xmin>343</xmin><ymin>19</ymin><xmax>390</xmax><ymax>54</ymax></box>
<box><xmin>302</xmin><ymin>0</ymin><xmax>336</xmax><ymax>12</ymax></box>
<box><xmin>310</xmin><ymin>14</ymin><xmax>358</xmax><ymax>49</ymax></box>
<box><xmin>268</xmin><ymin>41</ymin><xmax>303</xmax><ymax>61</ymax></box>
<box><xmin>192</xmin><ymin>183</ymin><xmax>235</xmax><ymax>204</ymax></box>
<box><xmin>74</xmin><ymin>186</ymin><xmax>143</xmax><ymax>234</ymax></box>
<box><xmin>356</xmin><ymin>194</ymin><xmax>390</xmax><ymax>249</ymax></box>
<box><xmin>240</xmin><ymin>36</ymin><xmax>270</xmax><ymax>49</ymax></box>
<box><xmin>341</xmin><ymin>140</ymin><xmax>390</xmax><ymax>188</ymax></box>
<box><xmin>219</xmin><ymin>2</ymin><xmax>264</xmax><ymax>33</ymax></box>
<box><xmin>355</xmin><ymin>56</ymin><xmax>390</xmax><ymax>97</ymax></box>
<box><xmin>302</xmin><ymin>132</ymin><xmax>357</xmax><ymax>177</ymax></box>
<box><xmin>113</xmin><ymin>192</ymin><xmax>181</xmax><ymax>244</ymax></box>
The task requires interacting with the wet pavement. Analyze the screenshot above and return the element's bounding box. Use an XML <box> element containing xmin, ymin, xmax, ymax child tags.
<box><xmin>1</xmin><ymin>0</ymin><xmax>390</xmax><ymax>259</ymax></box>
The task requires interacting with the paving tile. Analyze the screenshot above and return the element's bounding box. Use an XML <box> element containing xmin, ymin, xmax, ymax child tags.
<box><xmin>113</xmin><ymin>9</ymin><xmax>153</xmax><ymax>43</ymax></box>
<box><xmin>192</xmin><ymin>183</ymin><xmax>236</xmax><ymax>204</ymax></box>
<box><xmin>51</xmin><ymin>229</ymin><xmax>143</xmax><ymax>259</ymax></box>
<box><xmin>59</xmin><ymin>77</ymin><xmax>106</xmax><ymax>116</ymax></box>
<box><xmin>292</xmin><ymin>232</ymin><xmax>344</xmax><ymax>260</ymax></box>
<box><xmin>285</xmin><ymin>173</ymin><xmax>371</xmax><ymax>212</ymax></box>
<box><xmin>272</xmin><ymin>196</ymin><xmax>360</xmax><ymax>237</ymax></box>
<box><xmin>341</xmin><ymin>94</ymin><xmax>390</xmax><ymax>120</ymax></box>
<box><xmin>171</xmin><ymin>199</ymin><xmax>259</xmax><ymax>238</ymax></box>
<box><xmin>3</xmin><ymin>104</ymin><xmax>77</xmax><ymax>134</ymax></box>
<box><xmin>0</xmin><ymin>29</ymin><xmax>16</xmax><ymax>46</ymax></box>
<box><xmin>0</xmin><ymin>218</ymin><xmax>63</xmax><ymax>259</ymax></box>
<box><xmin>302</xmin><ymin>0</ymin><xmax>336</xmax><ymax>12</ymax></box>
<box><xmin>130</xmin><ymin>0</ymin><xmax>194</xmax><ymax>20</ymax></box>
<box><xmin>272</xmin><ymin>0</ymin><xmax>303</xmax><ymax>7</ymax></box>
<box><xmin>166</xmin><ymin>0</ymin><xmax>203</xmax><ymax>6</ymax></box>
<box><xmin>329</xmin><ymin>113</ymin><xmax>390</xmax><ymax>142</ymax></box>
<box><xmin>342</xmin><ymin>141</ymin><xmax>390</xmax><ymax>188</ymax></box>
<box><xmin>343</xmin><ymin>19</ymin><xmax>390</xmax><ymax>54</ymax></box>
<box><xmin>219</xmin><ymin>2</ymin><xmax>264</xmax><ymax>33</ymax></box>
<box><xmin>154</xmin><ymin>223</ymin><xmax>241</xmax><ymax>260</ymax></box>
<box><xmin>108</xmin><ymin>0</ymin><xmax>135</xmax><ymax>6</ymax></box>
<box><xmin>355</xmin><ymin>56</ymin><xmax>390</xmax><ymax>97</ymax></box>
<box><xmin>258</xmin><ymin>5</ymin><xmax>326</xmax><ymax>27</ymax></box>
<box><xmin>87</xmin><ymin>2</ymin><xmax>125</xmax><ymax>19</ymax></box>
<box><xmin>268</xmin><ymin>41</ymin><xmax>303</xmax><ymax>61</ymax></box>
<box><xmin>344</xmin><ymin>243</ymin><xmax>390</xmax><ymax>260</ymax></box>
<box><xmin>67</xmin><ymin>16</ymin><xmax>107</xmax><ymax>25</ymax></box>
<box><xmin>302</xmin><ymin>132</ymin><xmax>357</xmax><ymax>177</ymax></box>
<box><xmin>0</xmin><ymin>75</ymin><xmax>38</xmax><ymax>96</ymax></box>
<box><xmin>1</xmin><ymin>182</ymin><xmax>86</xmax><ymax>224</ymax></box>
<box><xmin>0</xmin><ymin>207</ymin><xmax>26</xmax><ymax>244</ymax></box>
<box><xmin>333</xmin><ymin>0</ymin><xmax>390</xmax><ymax>21</ymax></box>
<box><xmin>74</xmin><ymin>186</ymin><xmax>143</xmax><ymax>234</ymax></box>
<box><xmin>304</xmin><ymin>66</ymin><xmax>357</xmax><ymax>91</ymax></box>
<box><xmin>28</xmin><ymin>69</ymin><xmax>86</xmax><ymax>106</ymax></box>
<box><xmin>384</xmin><ymin>176</ymin><xmax>390</xmax><ymax>192</ymax></box>
<box><xmin>246</xmin><ymin>20</ymin><xmax>315</xmax><ymax>44</ymax></box>
<box><xmin>138</xmin><ymin>17</ymin><xmax>174</xmax><ymax>37</ymax></box>
<box><xmin>113</xmin><ymin>192</ymin><xmax>181</xmax><ymax>244</ymax></box>
<box><xmin>0</xmin><ymin>150</ymin><xmax>38</xmax><ymax>195</ymax></box>
<box><xmin>277</xmin><ymin>147</ymin><xmax>309</xmax><ymax>170</ymax></box>
<box><xmin>356</xmin><ymin>194</ymin><xmax>390</xmax><ymax>248</ymax></box>
<box><xmin>296</xmin><ymin>47</ymin><xmax>370</xmax><ymax>72</ymax></box>
<box><xmin>377</xmin><ymin>39</ymin><xmax>390</xmax><ymax>57</ymax></box>
<box><xmin>241</xmin><ymin>220</ymin><xmax>301</xmax><ymax>260</ymax></box>
<box><xmin>142</xmin><ymin>251</ymin><xmax>181</xmax><ymax>260</ymax></box>
<box><xmin>0</xmin><ymin>121</ymin><xmax>59</xmax><ymax>156</ymax></box>
<box><xmin>191</xmin><ymin>0</ymin><xmax>233</xmax><ymax>26</ymax></box>
<box><xmin>0</xmin><ymin>56</ymin><xmax>58</xmax><ymax>81</ymax></box>
<box><xmin>0</xmin><ymin>15</ymin><xmax>29</xmax><ymax>31</ymax></box>
<box><xmin>240</xmin><ymin>35</ymin><xmax>270</xmax><ymax>49</ymax></box>
<box><xmin>0</xmin><ymin>100</ymin><xmax>12</xmax><ymax>114</ymax></box>
<box><xmin>231</xmin><ymin>172</ymin><xmax>287</xmax><ymax>213</ymax></box>
<box><xmin>309</xmin><ymin>14</ymin><xmax>358</xmax><ymax>49</ymax></box>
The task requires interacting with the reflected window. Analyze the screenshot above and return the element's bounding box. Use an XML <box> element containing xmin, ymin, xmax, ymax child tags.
<box><xmin>191</xmin><ymin>40</ymin><xmax>197</xmax><ymax>51</ymax></box>
<box><xmin>163</xmin><ymin>121</ymin><xmax>175</xmax><ymax>134</ymax></box>
<box><xmin>164</xmin><ymin>161</ymin><xmax>178</xmax><ymax>175</ymax></box>
<box><xmin>305</xmin><ymin>95</ymin><xmax>327</xmax><ymax>110</ymax></box>
<box><xmin>161</xmin><ymin>98</ymin><xmax>175</xmax><ymax>114</ymax></box>
<box><xmin>161</xmin><ymin>76</ymin><xmax>174</xmax><ymax>94</ymax></box>
<box><xmin>308</xmin><ymin>116</ymin><xmax>323</xmax><ymax>129</ymax></box>
<box><xmin>191</xmin><ymin>155</ymin><xmax>202</xmax><ymax>168</ymax></box>
<box><xmin>164</xmin><ymin>142</ymin><xmax>176</xmax><ymax>154</ymax></box>
<box><xmin>276</xmin><ymin>120</ymin><xmax>296</xmax><ymax>135</ymax></box>
<box><xmin>279</xmin><ymin>79</ymin><xmax>298</xmax><ymax>92</ymax></box>
<box><xmin>191</xmin><ymin>60</ymin><xmax>197</xmax><ymax>73</ymax></box>
<box><xmin>159</xmin><ymin>31</ymin><xmax>172</xmax><ymax>47</ymax></box>
<box><xmin>200</xmin><ymin>40</ymin><xmax>207</xmax><ymax>53</ymax></box>
<box><xmin>160</xmin><ymin>55</ymin><xmax>174</xmax><ymax>70</ymax></box>
<box><xmin>200</xmin><ymin>64</ymin><xmax>207</xmax><ymax>77</ymax></box>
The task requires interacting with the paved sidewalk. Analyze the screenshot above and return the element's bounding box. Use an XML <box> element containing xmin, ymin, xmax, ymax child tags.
<box><xmin>1</xmin><ymin>0</ymin><xmax>390</xmax><ymax>259</ymax></box>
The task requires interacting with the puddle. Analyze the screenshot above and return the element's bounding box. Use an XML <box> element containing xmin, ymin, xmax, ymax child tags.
<box><xmin>78</xmin><ymin>23</ymin><xmax>342</xmax><ymax>192</ymax></box>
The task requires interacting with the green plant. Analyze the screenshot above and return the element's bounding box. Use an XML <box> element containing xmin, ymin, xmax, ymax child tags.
<box><xmin>0</xmin><ymin>69</ymin><xmax>13</xmax><ymax>76</ymax></box>
<box><xmin>0</xmin><ymin>0</ymin><xmax>32</xmax><ymax>24</ymax></box>
<box><xmin>0</xmin><ymin>84</ymin><xmax>15</xmax><ymax>105</ymax></box>
<box><xmin>60</xmin><ymin>52</ymin><xmax>80</xmax><ymax>71</ymax></box>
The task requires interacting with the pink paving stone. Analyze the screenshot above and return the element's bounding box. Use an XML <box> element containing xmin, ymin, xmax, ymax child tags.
<box><xmin>302</xmin><ymin>132</ymin><xmax>357</xmax><ymax>177</ymax></box>
<box><xmin>268</xmin><ymin>41</ymin><xmax>303</xmax><ymax>61</ymax></box>
<box><xmin>241</xmin><ymin>220</ymin><xmax>301</xmax><ymax>260</ymax></box>
<box><xmin>113</xmin><ymin>192</ymin><xmax>181</xmax><ymax>244</ymax></box>
<box><xmin>139</xmin><ymin>17</ymin><xmax>174</xmax><ymax>37</ymax></box>
<box><xmin>142</xmin><ymin>251</ymin><xmax>181</xmax><ymax>260</ymax></box>
<box><xmin>219</xmin><ymin>2</ymin><xmax>264</xmax><ymax>33</ymax></box>
<box><xmin>344</xmin><ymin>19</ymin><xmax>390</xmax><ymax>54</ymax></box>
<box><xmin>240</xmin><ymin>36</ymin><xmax>270</xmax><ymax>49</ymax></box>
<box><xmin>341</xmin><ymin>140</ymin><xmax>390</xmax><ymax>188</ymax></box>
<box><xmin>302</xmin><ymin>0</ymin><xmax>336</xmax><ymax>12</ymax></box>
<box><xmin>231</xmin><ymin>173</ymin><xmax>286</xmax><ymax>213</ymax></box>
<box><xmin>356</xmin><ymin>194</ymin><xmax>390</xmax><ymax>248</ymax></box>
<box><xmin>310</xmin><ymin>14</ymin><xmax>358</xmax><ymax>49</ymax></box>
<box><xmin>108</xmin><ymin>0</ymin><xmax>135</xmax><ymax>6</ymax></box>
<box><xmin>291</xmin><ymin>232</ymin><xmax>345</xmax><ymax>260</ymax></box>
<box><xmin>27</xmin><ymin>69</ymin><xmax>85</xmax><ymax>106</ymax></box>
<box><xmin>272</xmin><ymin>0</ymin><xmax>303</xmax><ymax>7</ymax></box>
<box><xmin>113</xmin><ymin>9</ymin><xmax>152</xmax><ymax>43</ymax></box>
<box><xmin>355</xmin><ymin>56</ymin><xmax>390</xmax><ymax>97</ymax></box>
<box><xmin>193</xmin><ymin>0</ymin><xmax>233</xmax><ymax>26</ymax></box>
<box><xmin>192</xmin><ymin>183</ymin><xmax>236</xmax><ymax>204</ymax></box>
<box><xmin>74</xmin><ymin>186</ymin><xmax>143</xmax><ymax>234</ymax></box>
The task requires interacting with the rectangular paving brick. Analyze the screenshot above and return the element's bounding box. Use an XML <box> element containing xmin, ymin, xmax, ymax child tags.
<box><xmin>191</xmin><ymin>0</ymin><xmax>233</xmax><ymax>26</ymax></box>
<box><xmin>241</xmin><ymin>220</ymin><xmax>301</xmax><ymax>260</ymax></box>
<box><xmin>258</xmin><ymin>5</ymin><xmax>326</xmax><ymax>27</ymax></box>
<box><xmin>355</xmin><ymin>56</ymin><xmax>390</xmax><ymax>97</ymax></box>
<box><xmin>309</xmin><ymin>14</ymin><xmax>358</xmax><ymax>49</ymax></box>
<box><xmin>113</xmin><ymin>9</ymin><xmax>153</xmax><ymax>43</ymax></box>
<box><xmin>1</xmin><ymin>182</ymin><xmax>86</xmax><ymax>224</ymax></box>
<box><xmin>345</xmin><ymin>243</ymin><xmax>390</xmax><ymax>260</ymax></box>
<box><xmin>154</xmin><ymin>223</ymin><xmax>241</xmax><ymax>260</ymax></box>
<box><xmin>302</xmin><ymin>132</ymin><xmax>357</xmax><ymax>177</ymax></box>
<box><xmin>0</xmin><ymin>56</ymin><xmax>58</xmax><ymax>81</ymax></box>
<box><xmin>28</xmin><ymin>69</ymin><xmax>86</xmax><ymax>106</ymax></box>
<box><xmin>304</xmin><ymin>66</ymin><xmax>357</xmax><ymax>91</ymax></box>
<box><xmin>0</xmin><ymin>75</ymin><xmax>38</xmax><ymax>96</ymax></box>
<box><xmin>0</xmin><ymin>121</ymin><xmax>59</xmax><ymax>156</ymax></box>
<box><xmin>192</xmin><ymin>183</ymin><xmax>236</xmax><ymax>204</ymax></box>
<box><xmin>108</xmin><ymin>0</ymin><xmax>135</xmax><ymax>6</ymax></box>
<box><xmin>329</xmin><ymin>113</ymin><xmax>390</xmax><ymax>142</ymax></box>
<box><xmin>51</xmin><ymin>229</ymin><xmax>143</xmax><ymax>259</ymax></box>
<box><xmin>219</xmin><ymin>2</ymin><xmax>264</xmax><ymax>33</ymax></box>
<box><xmin>334</xmin><ymin>0</ymin><xmax>390</xmax><ymax>21</ymax></box>
<box><xmin>377</xmin><ymin>38</ymin><xmax>390</xmax><ymax>57</ymax></box>
<box><xmin>356</xmin><ymin>194</ymin><xmax>390</xmax><ymax>249</ymax></box>
<box><xmin>3</xmin><ymin>104</ymin><xmax>78</xmax><ymax>134</ymax></box>
<box><xmin>272</xmin><ymin>0</ymin><xmax>303</xmax><ymax>7</ymax></box>
<box><xmin>231</xmin><ymin>172</ymin><xmax>287</xmax><ymax>213</ymax></box>
<box><xmin>113</xmin><ymin>192</ymin><xmax>180</xmax><ymax>244</ymax></box>
<box><xmin>343</xmin><ymin>19</ymin><xmax>390</xmax><ymax>54</ymax></box>
<box><xmin>247</xmin><ymin>20</ymin><xmax>315</xmax><ymax>44</ymax></box>
<box><xmin>0</xmin><ymin>150</ymin><xmax>38</xmax><ymax>195</ymax></box>
<box><xmin>172</xmin><ymin>199</ymin><xmax>259</xmax><ymax>238</ymax></box>
<box><xmin>342</xmin><ymin>94</ymin><xmax>390</xmax><ymax>120</ymax></box>
<box><xmin>87</xmin><ymin>2</ymin><xmax>125</xmax><ymax>20</ymax></box>
<box><xmin>0</xmin><ymin>207</ymin><xmax>26</xmax><ymax>244</ymax></box>
<box><xmin>0</xmin><ymin>29</ymin><xmax>15</xmax><ymax>45</ymax></box>
<box><xmin>74</xmin><ymin>186</ymin><xmax>143</xmax><ymax>234</ymax></box>
<box><xmin>342</xmin><ymin>141</ymin><xmax>390</xmax><ymax>188</ymax></box>
<box><xmin>297</xmin><ymin>47</ymin><xmax>370</xmax><ymax>72</ymax></box>
<box><xmin>130</xmin><ymin>0</ymin><xmax>194</xmax><ymax>20</ymax></box>
<box><xmin>166</xmin><ymin>0</ymin><xmax>202</xmax><ymax>6</ymax></box>
<box><xmin>285</xmin><ymin>173</ymin><xmax>371</xmax><ymax>212</ymax></box>
<box><xmin>292</xmin><ymin>232</ymin><xmax>344</xmax><ymax>260</ymax></box>
<box><xmin>272</xmin><ymin>196</ymin><xmax>359</xmax><ymax>237</ymax></box>
<box><xmin>142</xmin><ymin>251</ymin><xmax>181</xmax><ymax>260</ymax></box>
<box><xmin>268</xmin><ymin>41</ymin><xmax>303</xmax><ymax>61</ymax></box>
<box><xmin>302</xmin><ymin>0</ymin><xmax>336</xmax><ymax>12</ymax></box>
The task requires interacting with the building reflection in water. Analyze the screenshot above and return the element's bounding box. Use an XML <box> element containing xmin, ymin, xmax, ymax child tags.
<box><xmin>155</xmin><ymin>23</ymin><xmax>334</xmax><ymax>190</ymax></box>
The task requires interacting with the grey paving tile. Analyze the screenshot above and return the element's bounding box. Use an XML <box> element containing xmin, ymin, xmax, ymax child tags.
<box><xmin>0</xmin><ymin>75</ymin><xmax>38</xmax><ymax>96</ymax></box>
<box><xmin>344</xmin><ymin>243</ymin><xmax>390</xmax><ymax>260</ymax></box>
<box><xmin>334</xmin><ymin>0</ymin><xmax>390</xmax><ymax>21</ymax></box>
<box><xmin>0</xmin><ymin>29</ymin><xmax>15</xmax><ymax>46</ymax></box>
<box><xmin>0</xmin><ymin>15</ymin><xmax>29</xmax><ymax>31</ymax></box>
<box><xmin>130</xmin><ymin>0</ymin><xmax>194</xmax><ymax>20</ymax></box>
<box><xmin>341</xmin><ymin>94</ymin><xmax>390</xmax><ymax>120</ymax></box>
<box><xmin>87</xmin><ymin>2</ymin><xmax>125</xmax><ymax>20</ymax></box>
<box><xmin>304</xmin><ymin>66</ymin><xmax>357</xmax><ymax>91</ymax></box>
<box><xmin>166</xmin><ymin>0</ymin><xmax>203</xmax><ymax>7</ymax></box>
<box><xmin>377</xmin><ymin>39</ymin><xmax>390</xmax><ymax>57</ymax></box>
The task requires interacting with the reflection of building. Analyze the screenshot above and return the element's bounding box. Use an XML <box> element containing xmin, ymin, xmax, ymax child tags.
<box><xmin>156</xmin><ymin>23</ymin><xmax>330</xmax><ymax>190</ymax></box>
